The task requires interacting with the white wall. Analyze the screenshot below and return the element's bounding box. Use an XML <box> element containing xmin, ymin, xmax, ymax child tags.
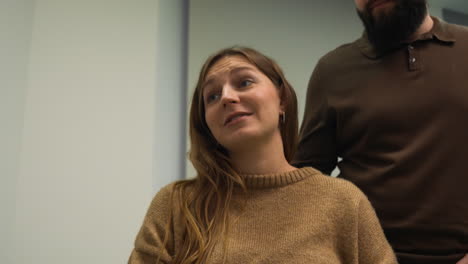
<box><xmin>155</xmin><ymin>0</ymin><xmax>188</xmax><ymax>190</ymax></box>
<box><xmin>0</xmin><ymin>0</ymin><xmax>186</xmax><ymax>263</ymax></box>
<box><xmin>0</xmin><ymin>1</ymin><xmax>33</xmax><ymax>262</ymax></box>
<box><xmin>429</xmin><ymin>0</ymin><xmax>468</xmax><ymax>14</ymax></box>
<box><xmin>429</xmin><ymin>1</ymin><xmax>444</xmax><ymax>18</ymax></box>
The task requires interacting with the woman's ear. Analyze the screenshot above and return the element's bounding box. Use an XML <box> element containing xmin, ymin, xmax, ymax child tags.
<box><xmin>279</xmin><ymin>93</ymin><xmax>286</xmax><ymax>112</ymax></box>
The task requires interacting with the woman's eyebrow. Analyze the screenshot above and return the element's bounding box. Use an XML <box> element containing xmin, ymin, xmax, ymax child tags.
<box><xmin>230</xmin><ymin>66</ymin><xmax>255</xmax><ymax>75</ymax></box>
<box><xmin>203</xmin><ymin>66</ymin><xmax>256</xmax><ymax>88</ymax></box>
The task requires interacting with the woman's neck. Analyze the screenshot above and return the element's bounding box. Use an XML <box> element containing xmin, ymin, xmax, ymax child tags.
<box><xmin>228</xmin><ymin>132</ymin><xmax>296</xmax><ymax>175</ymax></box>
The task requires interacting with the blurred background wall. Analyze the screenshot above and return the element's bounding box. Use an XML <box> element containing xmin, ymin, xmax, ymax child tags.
<box><xmin>1</xmin><ymin>0</ymin><xmax>186</xmax><ymax>263</ymax></box>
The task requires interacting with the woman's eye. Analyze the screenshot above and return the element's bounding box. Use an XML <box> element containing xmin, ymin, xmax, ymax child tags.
<box><xmin>206</xmin><ymin>93</ymin><xmax>220</xmax><ymax>103</ymax></box>
<box><xmin>240</xmin><ymin>79</ymin><xmax>253</xmax><ymax>87</ymax></box>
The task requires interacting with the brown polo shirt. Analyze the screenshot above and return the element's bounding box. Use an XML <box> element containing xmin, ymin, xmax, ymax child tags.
<box><xmin>294</xmin><ymin>17</ymin><xmax>468</xmax><ymax>264</ymax></box>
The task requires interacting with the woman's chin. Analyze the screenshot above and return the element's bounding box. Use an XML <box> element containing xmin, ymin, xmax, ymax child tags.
<box><xmin>220</xmin><ymin>132</ymin><xmax>262</xmax><ymax>152</ymax></box>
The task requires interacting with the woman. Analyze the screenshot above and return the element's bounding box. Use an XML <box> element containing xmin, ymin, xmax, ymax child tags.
<box><xmin>128</xmin><ymin>47</ymin><xmax>397</xmax><ymax>264</ymax></box>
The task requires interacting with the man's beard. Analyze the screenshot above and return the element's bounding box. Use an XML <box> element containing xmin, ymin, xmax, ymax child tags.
<box><xmin>357</xmin><ymin>0</ymin><xmax>427</xmax><ymax>53</ymax></box>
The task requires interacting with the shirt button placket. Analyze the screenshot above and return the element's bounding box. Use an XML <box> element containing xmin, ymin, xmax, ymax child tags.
<box><xmin>407</xmin><ymin>44</ymin><xmax>420</xmax><ymax>71</ymax></box>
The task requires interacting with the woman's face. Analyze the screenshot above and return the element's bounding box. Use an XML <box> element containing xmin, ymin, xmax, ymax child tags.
<box><xmin>202</xmin><ymin>55</ymin><xmax>283</xmax><ymax>152</ymax></box>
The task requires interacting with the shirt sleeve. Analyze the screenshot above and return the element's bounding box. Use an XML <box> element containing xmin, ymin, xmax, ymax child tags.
<box><xmin>357</xmin><ymin>195</ymin><xmax>398</xmax><ymax>264</ymax></box>
<box><xmin>293</xmin><ymin>60</ymin><xmax>338</xmax><ymax>175</ymax></box>
<box><xmin>128</xmin><ymin>184</ymin><xmax>176</xmax><ymax>264</ymax></box>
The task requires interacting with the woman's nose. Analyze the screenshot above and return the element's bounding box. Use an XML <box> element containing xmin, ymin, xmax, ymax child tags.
<box><xmin>221</xmin><ymin>86</ymin><xmax>239</xmax><ymax>106</ymax></box>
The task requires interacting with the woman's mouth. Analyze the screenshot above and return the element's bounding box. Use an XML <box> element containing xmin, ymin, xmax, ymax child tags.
<box><xmin>224</xmin><ymin>112</ymin><xmax>253</xmax><ymax>126</ymax></box>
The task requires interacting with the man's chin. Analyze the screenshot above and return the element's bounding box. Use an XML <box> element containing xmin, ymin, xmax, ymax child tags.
<box><xmin>371</xmin><ymin>10</ymin><xmax>394</xmax><ymax>24</ymax></box>
<box><xmin>358</xmin><ymin>1</ymin><xmax>427</xmax><ymax>52</ymax></box>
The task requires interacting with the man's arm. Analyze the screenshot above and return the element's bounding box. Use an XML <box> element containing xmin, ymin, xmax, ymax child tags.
<box><xmin>293</xmin><ymin>60</ymin><xmax>338</xmax><ymax>175</ymax></box>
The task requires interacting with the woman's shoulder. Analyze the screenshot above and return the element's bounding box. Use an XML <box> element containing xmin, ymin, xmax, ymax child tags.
<box><xmin>301</xmin><ymin>167</ymin><xmax>367</xmax><ymax>204</ymax></box>
<box><xmin>299</xmin><ymin>168</ymin><xmax>374</xmax><ymax>224</ymax></box>
<box><xmin>151</xmin><ymin>182</ymin><xmax>177</xmax><ymax>202</ymax></box>
<box><xmin>146</xmin><ymin>180</ymin><xmax>195</xmax><ymax>218</ymax></box>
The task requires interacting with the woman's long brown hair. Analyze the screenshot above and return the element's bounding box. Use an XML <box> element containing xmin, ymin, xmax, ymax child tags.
<box><xmin>162</xmin><ymin>46</ymin><xmax>298</xmax><ymax>263</ymax></box>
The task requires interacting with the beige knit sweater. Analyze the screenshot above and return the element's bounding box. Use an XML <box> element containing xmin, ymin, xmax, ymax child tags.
<box><xmin>129</xmin><ymin>167</ymin><xmax>398</xmax><ymax>264</ymax></box>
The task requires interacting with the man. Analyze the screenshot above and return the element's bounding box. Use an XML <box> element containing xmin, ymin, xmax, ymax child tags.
<box><xmin>293</xmin><ymin>0</ymin><xmax>468</xmax><ymax>263</ymax></box>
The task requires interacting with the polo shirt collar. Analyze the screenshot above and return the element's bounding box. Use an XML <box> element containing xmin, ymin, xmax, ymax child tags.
<box><xmin>357</xmin><ymin>16</ymin><xmax>456</xmax><ymax>59</ymax></box>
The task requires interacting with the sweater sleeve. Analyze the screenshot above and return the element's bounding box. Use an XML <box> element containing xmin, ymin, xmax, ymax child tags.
<box><xmin>128</xmin><ymin>184</ymin><xmax>176</xmax><ymax>264</ymax></box>
<box><xmin>292</xmin><ymin>59</ymin><xmax>338</xmax><ymax>175</ymax></box>
<box><xmin>357</xmin><ymin>195</ymin><xmax>398</xmax><ymax>264</ymax></box>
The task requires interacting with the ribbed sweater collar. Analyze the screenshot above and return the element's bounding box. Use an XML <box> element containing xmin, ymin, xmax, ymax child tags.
<box><xmin>240</xmin><ymin>167</ymin><xmax>319</xmax><ymax>189</ymax></box>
